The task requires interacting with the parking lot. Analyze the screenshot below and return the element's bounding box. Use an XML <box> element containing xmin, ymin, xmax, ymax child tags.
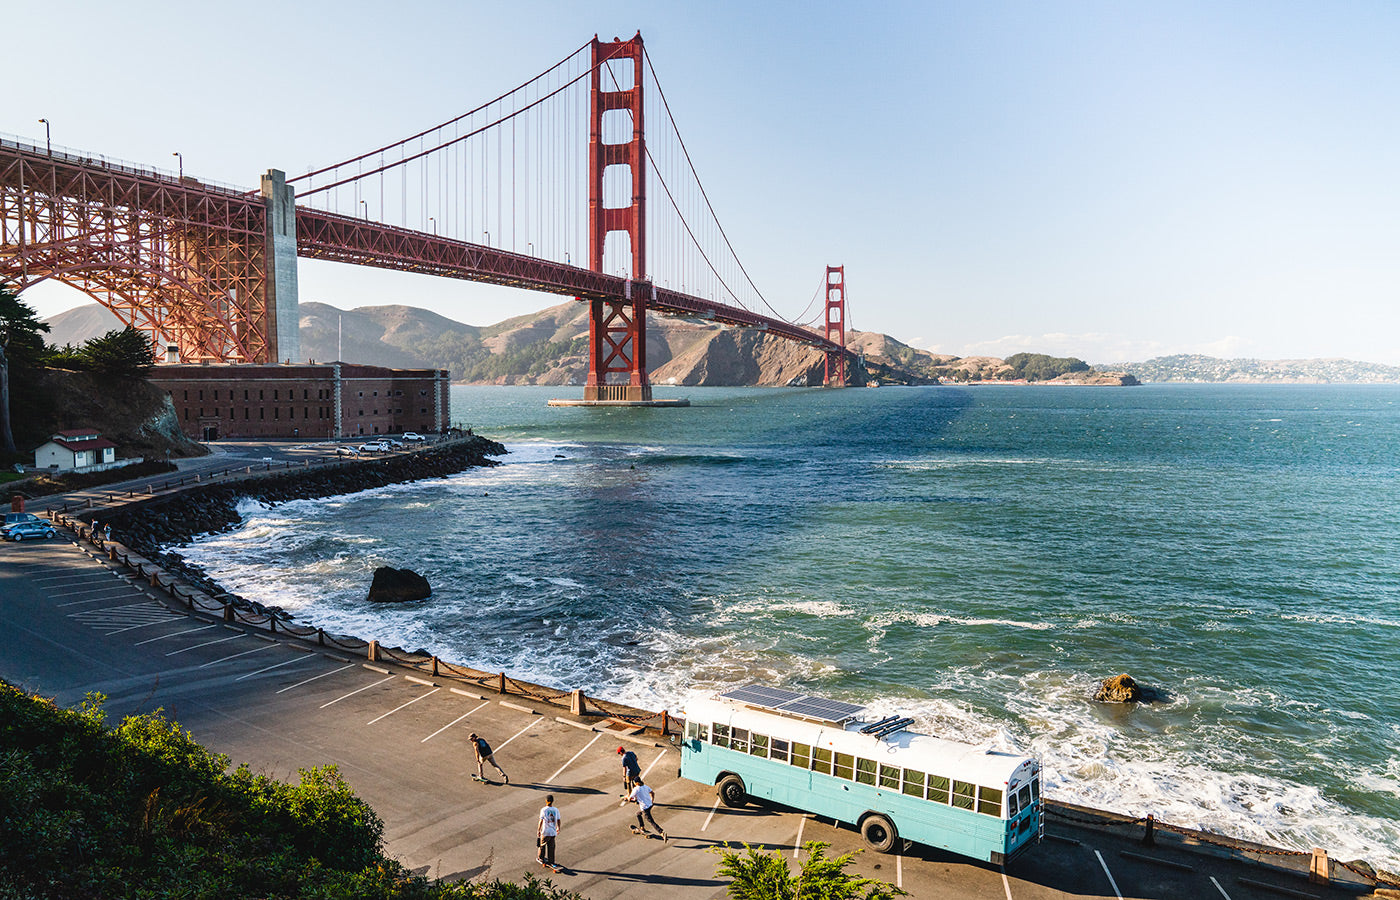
<box><xmin>0</xmin><ymin>533</ymin><xmax>1376</xmax><ymax>899</ymax></box>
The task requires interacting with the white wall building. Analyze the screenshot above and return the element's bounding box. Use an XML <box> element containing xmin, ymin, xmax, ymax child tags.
<box><xmin>33</xmin><ymin>429</ymin><xmax>117</xmax><ymax>471</ymax></box>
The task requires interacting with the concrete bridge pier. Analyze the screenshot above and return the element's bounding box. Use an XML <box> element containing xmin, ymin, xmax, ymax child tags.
<box><xmin>261</xmin><ymin>169</ymin><xmax>300</xmax><ymax>364</ymax></box>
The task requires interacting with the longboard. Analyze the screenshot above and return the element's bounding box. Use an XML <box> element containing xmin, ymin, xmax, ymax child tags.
<box><xmin>538</xmin><ymin>861</ymin><xmax>563</xmax><ymax>873</ymax></box>
<box><xmin>470</xmin><ymin>774</ymin><xmax>492</xmax><ymax>783</ymax></box>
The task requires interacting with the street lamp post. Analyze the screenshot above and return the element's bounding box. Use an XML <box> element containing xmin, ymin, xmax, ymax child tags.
<box><xmin>172</xmin><ymin>151</ymin><xmax>183</xmax><ymax>179</ymax></box>
<box><xmin>360</xmin><ymin>199</ymin><xmax>367</xmax><ymax>219</ymax></box>
<box><xmin>37</xmin><ymin>118</ymin><xmax>50</xmax><ymax>155</ymax></box>
<box><xmin>428</xmin><ymin>216</ymin><xmax>435</xmax><ymax>234</ymax></box>
<box><xmin>483</xmin><ymin>230</ymin><xmax>490</xmax><ymax>247</ymax></box>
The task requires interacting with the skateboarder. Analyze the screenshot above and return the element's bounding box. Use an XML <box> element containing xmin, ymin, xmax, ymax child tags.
<box><xmin>537</xmin><ymin>794</ymin><xmax>561</xmax><ymax>870</ymax></box>
<box><xmin>626</xmin><ymin>776</ymin><xmax>667</xmax><ymax>842</ymax></box>
<box><xmin>468</xmin><ymin>732</ymin><xmax>509</xmax><ymax>783</ymax></box>
<box><xmin>617</xmin><ymin>746</ymin><xmax>641</xmax><ymax>795</ymax></box>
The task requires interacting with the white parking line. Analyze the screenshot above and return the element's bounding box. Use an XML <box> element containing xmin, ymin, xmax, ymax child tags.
<box><xmin>33</xmin><ymin>573</ymin><xmax>116</xmax><ymax>584</ymax></box>
<box><xmin>165</xmin><ymin>634</ymin><xmax>244</xmax><ymax>656</ymax></box>
<box><xmin>896</xmin><ymin>849</ymin><xmax>903</xmax><ymax>889</ymax></box>
<box><xmin>53</xmin><ymin>585</ymin><xmax>133</xmax><ymax>600</ymax></box>
<box><xmin>642</xmin><ymin>748</ymin><xmax>668</xmax><ymax>780</ymax></box>
<box><xmin>547</xmin><ymin>732</ymin><xmax>602</xmax><ymax>783</ymax></box>
<box><xmin>367</xmin><ymin>687</ymin><xmax>440</xmax><ymax>724</ymax></box>
<box><xmin>136</xmin><ymin>624</ymin><xmax>218</xmax><ymax>645</ymax></box>
<box><xmin>793</xmin><ymin>815</ymin><xmax>806</xmax><ymax>857</ymax></box>
<box><xmin>494</xmin><ymin>717</ymin><xmax>540</xmax><ymax>752</ymax></box>
<box><xmin>422</xmin><ymin>701</ymin><xmax>491</xmax><ymax>743</ymax></box>
<box><xmin>198</xmin><ymin>644</ymin><xmax>276</xmax><ymax>668</ymax></box>
<box><xmin>320</xmin><ymin>675</ymin><xmax>394</xmax><ymax>708</ymax></box>
<box><xmin>106</xmin><ymin>614</ymin><xmax>184</xmax><ymax>635</ymax></box>
<box><xmin>278</xmin><ymin>663</ymin><xmax>355</xmax><ymax>694</ymax></box>
<box><xmin>235</xmin><ymin>655</ymin><xmax>314</xmax><ymax>681</ymax></box>
<box><xmin>701</xmin><ymin>797</ymin><xmax>721</xmax><ymax>831</ymax></box>
<box><xmin>65</xmin><ymin>600</ymin><xmax>151</xmax><ymax>616</ymax></box>
<box><xmin>55</xmin><ymin>593</ymin><xmax>140</xmax><ymax>609</ymax></box>
<box><xmin>1002</xmin><ymin>867</ymin><xmax>1013</xmax><ymax>899</ymax></box>
<box><xmin>1210</xmin><ymin>876</ymin><xmax>1232</xmax><ymax>898</ymax></box>
<box><xmin>1095</xmin><ymin>849</ymin><xmax>1124</xmax><ymax>899</ymax></box>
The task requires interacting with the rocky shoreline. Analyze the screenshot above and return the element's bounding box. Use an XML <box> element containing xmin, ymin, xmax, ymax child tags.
<box><xmin>100</xmin><ymin>436</ymin><xmax>506</xmax><ymax>618</ymax></box>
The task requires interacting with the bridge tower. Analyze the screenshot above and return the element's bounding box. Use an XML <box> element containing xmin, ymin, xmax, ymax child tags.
<box><xmin>583</xmin><ymin>32</ymin><xmax>651</xmax><ymax>403</ymax></box>
<box><xmin>823</xmin><ymin>265</ymin><xmax>847</xmax><ymax>387</ymax></box>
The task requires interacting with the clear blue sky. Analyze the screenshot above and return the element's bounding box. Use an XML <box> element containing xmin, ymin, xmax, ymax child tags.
<box><xmin>11</xmin><ymin>1</ymin><xmax>1399</xmax><ymax>365</ymax></box>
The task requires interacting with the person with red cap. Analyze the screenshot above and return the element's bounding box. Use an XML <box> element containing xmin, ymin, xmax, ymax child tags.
<box><xmin>617</xmin><ymin>746</ymin><xmax>640</xmax><ymax>798</ymax></box>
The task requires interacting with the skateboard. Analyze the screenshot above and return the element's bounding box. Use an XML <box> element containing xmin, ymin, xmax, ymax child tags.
<box><xmin>470</xmin><ymin>774</ymin><xmax>491</xmax><ymax>783</ymax></box>
<box><xmin>537</xmin><ymin>860</ymin><xmax>563</xmax><ymax>873</ymax></box>
<box><xmin>630</xmin><ymin>825</ymin><xmax>667</xmax><ymax>842</ymax></box>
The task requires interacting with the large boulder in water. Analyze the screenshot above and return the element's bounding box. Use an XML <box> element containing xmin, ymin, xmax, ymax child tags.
<box><xmin>367</xmin><ymin>566</ymin><xmax>431</xmax><ymax>603</ymax></box>
<box><xmin>1094</xmin><ymin>673</ymin><xmax>1142</xmax><ymax>702</ymax></box>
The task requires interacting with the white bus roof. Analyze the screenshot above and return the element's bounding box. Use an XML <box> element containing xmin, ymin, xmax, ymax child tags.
<box><xmin>687</xmin><ymin>693</ymin><xmax>1033</xmax><ymax>788</ymax></box>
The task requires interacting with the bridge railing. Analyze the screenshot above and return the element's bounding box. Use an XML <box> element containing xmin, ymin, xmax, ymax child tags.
<box><xmin>0</xmin><ymin>133</ymin><xmax>250</xmax><ymax>196</ymax></box>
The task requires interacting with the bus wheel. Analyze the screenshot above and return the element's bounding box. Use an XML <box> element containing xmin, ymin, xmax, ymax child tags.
<box><xmin>861</xmin><ymin>814</ymin><xmax>898</xmax><ymax>853</ymax></box>
<box><xmin>717</xmin><ymin>774</ymin><xmax>748</xmax><ymax>808</ymax></box>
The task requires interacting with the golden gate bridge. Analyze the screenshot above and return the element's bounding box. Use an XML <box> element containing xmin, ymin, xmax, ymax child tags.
<box><xmin>1</xmin><ymin>33</ymin><xmax>851</xmax><ymax>401</ymax></box>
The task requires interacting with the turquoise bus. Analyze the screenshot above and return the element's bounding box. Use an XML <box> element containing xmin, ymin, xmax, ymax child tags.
<box><xmin>680</xmin><ymin>684</ymin><xmax>1042</xmax><ymax>864</ymax></box>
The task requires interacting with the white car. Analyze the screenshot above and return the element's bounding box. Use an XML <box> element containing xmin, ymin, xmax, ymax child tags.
<box><xmin>358</xmin><ymin>441</ymin><xmax>390</xmax><ymax>453</ymax></box>
<box><xmin>401</xmin><ymin>432</ymin><xmax>426</xmax><ymax>443</ymax></box>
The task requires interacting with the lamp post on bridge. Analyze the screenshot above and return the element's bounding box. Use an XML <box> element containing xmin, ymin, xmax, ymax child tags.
<box><xmin>37</xmin><ymin>118</ymin><xmax>50</xmax><ymax>156</ymax></box>
<box><xmin>428</xmin><ymin>216</ymin><xmax>435</xmax><ymax>235</ymax></box>
<box><xmin>483</xmin><ymin>230</ymin><xmax>490</xmax><ymax>248</ymax></box>
<box><xmin>360</xmin><ymin>199</ymin><xmax>367</xmax><ymax>219</ymax></box>
<box><xmin>171</xmin><ymin>151</ymin><xmax>183</xmax><ymax>179</ymax></box>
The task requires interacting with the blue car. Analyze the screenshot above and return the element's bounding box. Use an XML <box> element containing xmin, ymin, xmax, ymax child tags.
<box><xmin>3</xmin><ymin>520</ymin><xmax>57</xmax><ymax>541</ymax></box>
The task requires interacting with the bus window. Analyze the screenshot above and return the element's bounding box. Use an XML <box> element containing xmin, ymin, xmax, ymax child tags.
<box><xmin>1030</xmin><ymin>779</ymin><xmax>1040</xmax><ymax>801</ymax></box>
<box><xmin>879</xmin><ymin>764</ymin><xmax>900</xmax><ymax>790</ymax></box>
<box><xmin>901</xmin><ymin>769</ymin><xmax>925</xmax><ymax>798</ymax></box>
<box><xmin>978</xmin><ymin>786</ymin><xmax>1003</xmax><ymax>817</ymax></box>
<box><xmin>1017</xmin><ymin>785</ymin><xmax>1032</xmax><ymax>811</ymax></box>
<box><xmin>855</xmin><ymin>757</ymin><xmax>877</xmax><ymax>785</ymax></box>
<box><xmin>811</xmin><ymin>747</ymin><xmax>833</xmax><ymax>775</ymax></box>
<box><xmin>698</xmin><ymin>723</ymin><xmax>709</xmax><ymax>742</ymax></box>
<box><xmin>834</xmin><ymin>752</ymin><xmax>855</xmax><ymax>780</ymax></box>
<box><xmin>750</xmin><ymin>734</ymin><xmax>769</xmax><ymax>757</ymax></box>
<box><xmin>1007</xmin><ymin>789</ymin><xmax>1021</xmax><ymax>817</ymax></box>
<box><xmin>732</xmin><ymin>728</ymin><xmax>750</xmax><ymax>753</ymax></box>
<box><xmin>771</xmin><ymin>738</ymin><xmax>790</xmax><ymax>763</ymax></box>
<box><xmin>686</xmin><ymin>721</ymin><xmax>700</xmax><ymax>741</ymax></box>
<box><xmin>713</xmin><ymin>724</ymin><xmax>730</xmax><ymax>749</ymax></box>
<box><xmin>792</xmin><ymin>742</ymin><xmax>811</xmax><ymax>769</ymax></box>
<box><xmin>952</xmin><ymin>780</ymin><xmax>976</xmax><ymax>810</ymax></box>
<box><xmin>928</xmin><ymin>774</ymin><xmax>951</xmax><ymax>804</ymax></box>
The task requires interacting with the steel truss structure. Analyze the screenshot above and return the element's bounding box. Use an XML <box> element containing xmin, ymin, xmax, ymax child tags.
<box><xmin>0</xmin><ymin>138</ymin><xmax>273</xmax><ymax>363</ymax></box>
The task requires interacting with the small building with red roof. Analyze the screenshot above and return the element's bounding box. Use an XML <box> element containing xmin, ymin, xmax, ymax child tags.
<box><xmin>33</xmin><ymin>429</ymin><xmax>119</xmax><ymax>471</ymax></box>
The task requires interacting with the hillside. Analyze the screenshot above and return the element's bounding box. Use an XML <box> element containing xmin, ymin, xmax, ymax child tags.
<box><xmin>1105</xmin><ymin>354</ymin><xmax>1400</xmax><ymax>384</ymax></box>
<box><xmin>44</xmin><ymin>301</ymin><xmax>1141</xmax><ymax>386</ymax></box>
<box><xmin>14</xmin><ymin>368</ymin><xmax>206</xmax><ymax>461</ymax></box>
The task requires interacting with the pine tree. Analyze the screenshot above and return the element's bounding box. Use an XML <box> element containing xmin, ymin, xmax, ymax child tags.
<box><xmin>0</xmin><ymin>284</ymin><xmax>51</xmax><ymax>454</ymax></box>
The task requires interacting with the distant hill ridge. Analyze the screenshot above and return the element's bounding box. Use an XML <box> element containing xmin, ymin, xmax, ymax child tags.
<box><xmin>43</xmin><ymin>302</ymin><xmax>1395</xmax><ymax>385</ymax></box>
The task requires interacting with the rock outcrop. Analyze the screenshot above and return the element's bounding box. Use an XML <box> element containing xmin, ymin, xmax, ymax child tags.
<box><xmin>367</xmin><ymin>567</ymin><xmax>431</xmax><ymax>602</ymax></box>
<box><xmin>1094</xmin><ymin>674</ymin><xmax>1142</xmax><ymax>702</ymax></box>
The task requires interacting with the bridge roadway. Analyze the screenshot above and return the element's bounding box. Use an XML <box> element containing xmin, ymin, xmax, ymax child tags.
<box><xmin>0</xmin><ymin>531</ymin><xmax>1377</xmax><ymax>899</ymax></box>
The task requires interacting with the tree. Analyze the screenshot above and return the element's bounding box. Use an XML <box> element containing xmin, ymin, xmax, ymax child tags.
<box><xmin>79</xmin><ymin>326</ymin><xmax>157</xmax><ymax>377</ymax></box>
<box><xmin>711</xmin><ymin>841</ymin><xmax>906</xmax><ymax>900</ymax></box>
<box><xmin>0</xmin><ymin>284</ymin><xmax>51</xmax><ymax>454</ymax></box>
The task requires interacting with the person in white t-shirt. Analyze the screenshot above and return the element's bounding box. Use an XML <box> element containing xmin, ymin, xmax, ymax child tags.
<box><xmin>627</xmin><ymin>777</ymin><xmax>667</xmax><ymax>842</ymax></box>
<box><xmin>537</xmin><ymin>795</ymin><xmax>561</xmax><ymax>866</ymax></box>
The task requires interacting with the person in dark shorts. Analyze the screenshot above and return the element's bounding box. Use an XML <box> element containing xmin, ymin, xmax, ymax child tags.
<box><xmin>627</xmin><ymin>776</ymin><xmax>667</xmax><ymax>842</ymax></box>
<box><xmin>617</xmin><ymin>746</ymin><xmax>641</xmax><ymax>795</ymax></box>
<box><xmin>469</xmin><ymin>732</ymin><xmax>509</xmax><ymax>783</ymax></box>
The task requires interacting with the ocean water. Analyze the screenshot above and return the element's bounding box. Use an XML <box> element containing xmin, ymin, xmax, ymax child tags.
<box><xmin>178</xmin><ymin>384</ymin><xmax>1400</xmax><ymax>868</ymax></box>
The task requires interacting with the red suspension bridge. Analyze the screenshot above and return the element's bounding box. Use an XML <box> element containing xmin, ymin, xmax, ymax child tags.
<box><xmin>1</xmin><ymin>33</ymin><xmax>851</xmax><ymax>400</ymax></box>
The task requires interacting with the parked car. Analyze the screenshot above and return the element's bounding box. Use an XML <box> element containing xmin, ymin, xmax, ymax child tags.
<box><xmin>4</xmin><ymin>520</ymin><xmax>57</xmax><ymax>541</ymax></box>
<box><xmin>336</xmin><ymin>446</ymin><xmax>360</xmax><ymax>456</ymax></box>
<box><xmin>401</xmin><ymin>432</ymin><xmax>426</xmax><ymax>443</ymax></box>
<box><xmin>358</xmin><ymin>441</ymin><xmax>390</xmax><ymax>453</ymax></box>
<box><xmin>383</xmin><ymin>439</ymin><xmax>405</xmax><ymax>450</ymax></box>
<box><xmin>1</xmin><ymin>512</ymin><xmax>43</xmax><ymax>538</ymax></box>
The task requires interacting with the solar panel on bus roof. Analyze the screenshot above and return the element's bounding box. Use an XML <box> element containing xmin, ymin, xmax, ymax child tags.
<box><xmin>720</xmin><ymin>683</ymin><xmax>867</xmax><ymax>723</ymax></box>
<box><xmin>721</xmin><ymin>684</ymin><xmax>806</xmax><ymax>707</ymax></box>
<box><xmin>778</xmin><ymin>697</ymin><xmax>867</xmax><ymax>722</ymax></box>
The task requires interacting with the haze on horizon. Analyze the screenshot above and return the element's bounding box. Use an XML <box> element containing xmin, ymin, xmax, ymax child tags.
<box><xmin>9</xmin><ymin>1</ymin><xmax>1399</xmax><ymax>366</ymax></box>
